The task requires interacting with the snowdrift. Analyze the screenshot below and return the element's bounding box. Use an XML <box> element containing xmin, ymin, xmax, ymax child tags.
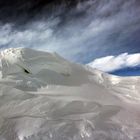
<box><xmin>0</xmin><ymin>48</ymin><xmax>140</xmax><ymax>140</ymax></box>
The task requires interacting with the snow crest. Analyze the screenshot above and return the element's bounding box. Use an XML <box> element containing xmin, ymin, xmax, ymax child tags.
<box><xmin>0</xmin><ymin>48</ymin><xmax>140</xmax><ymax>140</ymax></box>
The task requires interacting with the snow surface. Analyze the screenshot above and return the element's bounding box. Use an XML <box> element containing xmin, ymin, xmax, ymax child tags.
<box><xmin>0</xmin><ymin>48</ymin><xmax>140</xmax><ymax>140</ymax></box>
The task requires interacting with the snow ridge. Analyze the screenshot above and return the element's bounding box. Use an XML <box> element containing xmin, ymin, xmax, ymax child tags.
<box><xmin>0</xmin><ymin>48</ymin><xmax>140</xmax><ymax>140</ymax></box>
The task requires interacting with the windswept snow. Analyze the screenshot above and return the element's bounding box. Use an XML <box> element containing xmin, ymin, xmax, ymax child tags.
<box><xmin>0</xmin><ymin>48</ymin><xmax>140</xmax><ymax>140</ymax></box>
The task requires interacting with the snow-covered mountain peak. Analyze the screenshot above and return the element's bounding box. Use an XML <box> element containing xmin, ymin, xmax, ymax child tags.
<box><xmin>0</xmin><ymin>47</ymin><xmax>72</xmax><ymax>78</ymax></box>
<box><xmin>0</xmin><ymin>48</ymin><xmax>140</xmax><ymax>140</ymax></box>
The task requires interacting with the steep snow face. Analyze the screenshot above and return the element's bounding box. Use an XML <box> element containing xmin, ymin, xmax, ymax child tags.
<box><xmin>0</xmin><ymin>48</ymin><xmax>140</xmax><ymax>140</ymax></box>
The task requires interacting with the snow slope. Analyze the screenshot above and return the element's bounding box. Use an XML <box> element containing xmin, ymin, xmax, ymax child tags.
<box><xmin>0</xmin><ymin>48</ymin><xmax>140</xmax><ymax>140</ymax></box>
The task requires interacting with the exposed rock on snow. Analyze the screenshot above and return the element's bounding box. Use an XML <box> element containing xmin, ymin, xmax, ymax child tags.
<box><xmin>0</xmin><ymin>48</ymin><xmax>140</xmax><ymax>140</ymax></box>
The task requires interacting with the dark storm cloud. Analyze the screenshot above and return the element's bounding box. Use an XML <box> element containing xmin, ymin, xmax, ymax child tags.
<box><xmin>0</xmin><ymin>0</ymin><xmax>140</xmax><ymax>63</ymax></box>
<box><xmin>0</xmin><ymin>0</ymin><xmax>84</xmax><ymax>24</ymax></box>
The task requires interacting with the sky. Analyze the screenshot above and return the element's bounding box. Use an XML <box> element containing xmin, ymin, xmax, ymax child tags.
<box><xmin>0</xmin><ymin>0</ymin><xmax>140</xmax><ymax>76</ymax></box>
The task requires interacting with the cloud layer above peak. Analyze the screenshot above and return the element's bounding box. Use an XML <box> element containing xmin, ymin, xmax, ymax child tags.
<box><xmin>0</xmin><ymin>0</ymin><xmax>140</xmax><ymax>63</ymax></box>
<box><xmin>88</xmin><ymin>53</ymin><xmax>140</xmax><ymax>72</ymax></box>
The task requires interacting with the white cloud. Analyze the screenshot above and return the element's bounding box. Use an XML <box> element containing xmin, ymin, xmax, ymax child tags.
<box><xmin>88</xmin><ymin>53</ymin><xmax>140</xmax><ymax>72</ymax></box>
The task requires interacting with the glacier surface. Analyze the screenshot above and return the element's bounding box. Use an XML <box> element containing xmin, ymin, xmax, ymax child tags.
<box><xmin>0</xmin><ymin>48</ymin><xmax>140</xmax><ymax>140</ymax></box>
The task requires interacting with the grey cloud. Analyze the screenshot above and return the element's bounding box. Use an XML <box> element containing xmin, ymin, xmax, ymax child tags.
<box><xmin>0</xmin><ymin>0</ymin><xmax>140</xmax><ymax>63</ymax></box>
